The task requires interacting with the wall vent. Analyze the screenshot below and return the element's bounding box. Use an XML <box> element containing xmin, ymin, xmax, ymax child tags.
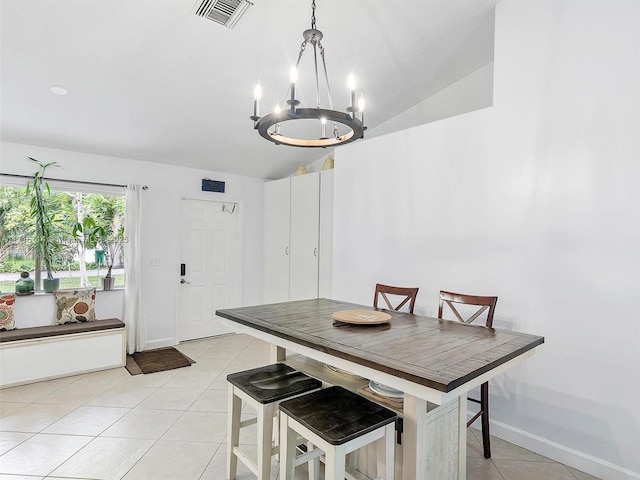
<box><xmin>194</xmin><ymin>0</ymin><xmax>252</xmax><ymax>29</ymax></box>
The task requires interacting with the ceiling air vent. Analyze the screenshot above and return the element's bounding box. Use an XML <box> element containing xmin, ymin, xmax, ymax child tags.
<box><xmin>194</xmin><ymin>0</ymin><xmax>252</xmax><ymax>29</ymax></box>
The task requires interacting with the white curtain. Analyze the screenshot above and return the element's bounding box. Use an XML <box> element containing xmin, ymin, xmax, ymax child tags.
<box><xmin>124</xmin><ymin>184</ymin><xmax>144</xmax><ymax>354</ymax></box>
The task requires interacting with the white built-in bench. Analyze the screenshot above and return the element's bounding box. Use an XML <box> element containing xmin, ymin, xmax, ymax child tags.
<box><xmin>0</xmin><ymin>318</ymin><xmax>126</xmax><ymax>388</ymax></box>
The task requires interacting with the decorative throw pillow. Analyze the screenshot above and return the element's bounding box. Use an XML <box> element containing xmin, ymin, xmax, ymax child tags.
<box><xmin>53</xmin><ymin>288</ymin><xmax>96</xmax><ymax>324</ymax></box>
<box><xmin>0</xmin><ymin>293</ymin><xmax>16</xmax><ymax>331</ymax></box>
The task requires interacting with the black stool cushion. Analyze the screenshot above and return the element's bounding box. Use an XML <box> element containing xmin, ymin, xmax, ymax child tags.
<box><xmin>227</xmin><ymin>363</ymin><xmax>321</xmax><ymax>404</ymax></box>
<box><xmin>279</xmin><ymin>385</ymin><xmax>397</xmax><ymax>445</ymax></box>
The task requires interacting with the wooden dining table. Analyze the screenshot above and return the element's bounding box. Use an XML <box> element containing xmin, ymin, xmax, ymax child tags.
<box><xmin>216</xmin><ymin>298</ymin><xmax>544</xmax><ymax>480</ymax></box>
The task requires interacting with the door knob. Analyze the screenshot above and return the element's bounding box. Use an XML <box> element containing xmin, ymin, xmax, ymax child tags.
<box><xmin>180</xmin><ymin>279</ymin><xmax>191</xmax><ymax>284</ymax></box>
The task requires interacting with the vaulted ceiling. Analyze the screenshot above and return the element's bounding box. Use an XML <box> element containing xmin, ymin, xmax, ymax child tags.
<box><xmin>1</xmin><ymin>0</ymin><xmax>498</xmax><ymax>179</ymax></box>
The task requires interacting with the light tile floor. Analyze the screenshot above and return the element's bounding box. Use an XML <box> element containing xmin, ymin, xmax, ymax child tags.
<box><xmin>0</xmin><ymin>334</ymin><xmax>600</xmax><ymax>480</ymax></box>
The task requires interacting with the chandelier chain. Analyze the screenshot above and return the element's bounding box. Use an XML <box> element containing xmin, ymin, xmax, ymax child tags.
<box><xmin>319</xmin><ymin>42</ymin><xmax>334</xmax><ymax>110</ymax></box>
<box><xmin>311</xmin><ymin>0</ymin><xmax>316</xmax><ymax>29</ymax></box>
<box><xmin>296</xmin><ymin>40</ymin><xmax>307</xmax><ymax>68</ymax></box>
<box><xmin>313</xmin><ymin>42</ymin><xmax>320</xmax><ymax>108</ymax></box>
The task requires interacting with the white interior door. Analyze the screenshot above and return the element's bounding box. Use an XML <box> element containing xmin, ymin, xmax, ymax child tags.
<box><xmin>289</xmin><ymin>172</ymin><xmax>320</xmax><ymax>300</ymax></box>
<box><xmin>263</xmin><ymin>177</ymin><xmax>291</xmax><ymax>303</ymax></box>
<box><xmin>318</xmin><ymin>170</ymin><xmax>334</xmax><ymax>298</ymax></box>
<box><xmin>179</xmin><ymin>199</ymin><xmax>240</xmax><ymax>341</ymax></box>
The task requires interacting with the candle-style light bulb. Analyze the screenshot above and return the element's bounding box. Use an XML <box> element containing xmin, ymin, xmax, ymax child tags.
<box><xmin>253</xmin><ymin>82</ymin><xmax>262</xmax><ymax>118</ymax></box>
<box><xmin>320</xmin><ymin>117</ymin><xmax>327</xmax><ymax>139</ymax></box>
<box><xmin>289</xmin><ymin>67</ymin><xmax>298</xmax><ymax>112</ymax></box>
<box><xmin>348</xmin><ymin>73</ymin><xmax>356</xmax><ymax>117</ymax></box>
<box><xmin>358</xmin><ymin>94</ymin><xmax>366</xmax><ymax>132</ymax></box>
<box><xmin>348</xmin><ymin>73</ymin><xmax>356</xmax><ymax>91</ymax></box>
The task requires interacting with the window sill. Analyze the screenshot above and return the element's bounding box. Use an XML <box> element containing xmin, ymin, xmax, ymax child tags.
<box><xmin>13</xmin><ymin>287</ymin><xmax>125</xmax><ymax>297</ymax></box>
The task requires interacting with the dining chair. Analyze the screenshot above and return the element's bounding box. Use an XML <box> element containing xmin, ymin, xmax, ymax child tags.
<box><xmin>373</xmin><ymin>283</ymin><xmax>419</xmax><ymax>445</ymax></box>
<box><xmin>438</xmin><ymin>290</ymin><xmax>498</xmax><ymax>459</ymax></box>
<box><xmin>373</xmin><ymin>283</ymin><xmax>419</xmax><ymax>313</ymax></box>
<box><xmin>327</xmin><ymin>282</ymin><xmax>418</xmax><ymax>384</ymax></box>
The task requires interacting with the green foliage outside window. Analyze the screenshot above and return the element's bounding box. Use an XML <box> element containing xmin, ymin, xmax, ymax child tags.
<box><xmin>0</xmin><ymin>182</ymin><xmax>125</xmax><ymax>292</ymax></box>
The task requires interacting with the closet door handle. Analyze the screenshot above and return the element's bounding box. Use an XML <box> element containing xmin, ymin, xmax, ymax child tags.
<box><xmin>313</xmin><ymin>248</ymin><xmax>318</xmax><ymax>257</ymax></box>
<box><xmin>285</xmin><ymin>247</ymin><xmax>289</xmax><ymax>255</ymax></box>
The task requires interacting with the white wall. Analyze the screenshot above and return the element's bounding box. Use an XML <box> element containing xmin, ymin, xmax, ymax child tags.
<box><xmin>1</xmin><ymin>142</ymin><xmax>265</xmax><ymax>348</ymax></box>
<box><xmin>332</xmin><ymin>0</ymin><xmax>640</xmax><ymax>479</ymax></box>
<box><xmin>10</xmin><ymin>290</ymin><xmax>124</xmax><ymax>329</ymax></box>
<box><xmin>367</xmin><ymin>62</ymin><xmax>494</xmax><ymax>140</ymax></box>
<box><xmin>306</xmin><ymin>62</ymin><xmax>495</xmax><ymax>175</ymax></box>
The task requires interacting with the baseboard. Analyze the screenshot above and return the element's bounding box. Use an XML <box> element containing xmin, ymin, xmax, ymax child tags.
<box><xmin>489</xmin><ymin>419</ymin><xmax>640</xmax><ymax>480</ymax></box>
<box><xmin>0</xmin><ymin>364</ymin><xmax>124</xmax><ymax>389</ymax></box>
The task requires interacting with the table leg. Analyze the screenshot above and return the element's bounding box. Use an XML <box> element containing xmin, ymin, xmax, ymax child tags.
<box><xmin>270</xmin><ymin>345</ymin><xmax>286</xmax><ymax>362</ymax></box>
<box><xmin>458</xmin><ymin>394</ymin><xmax>467</xmax><ymax>480</ymax></box>
<box><xmin>403</xmin><ymin>393</ymin><xmax>428</xmax><ymax>480</ymax></box>
<box><xmin>269</xmin><ymin>344</ymin><xmax>286</xmax><ymax>461</ymax></box>
<box><xmin>403</xmin><ymin>394</ymin><xmax>464</xmax><ymax>479</ymax></box>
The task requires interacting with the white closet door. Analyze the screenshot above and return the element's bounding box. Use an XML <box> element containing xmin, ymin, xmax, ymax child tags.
<box><xmin>319</xmin><ymin>170</ymin><xmax>334</xmax><ymax>298</ymax></box>
<box><xmin>289</xmin><ymin>172</ymin><xmax>320</xmax><ymax>300</ymax></box>
<box><xmin>263</xmin><ymin>177</ymin><xmax>291</xmax><ymax>303</ymax></box>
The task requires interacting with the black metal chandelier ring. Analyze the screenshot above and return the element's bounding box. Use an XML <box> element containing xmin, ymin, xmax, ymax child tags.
<box><xmin>255</xmin><ymin>108</ymin><xmax>364</xmax><ymax>148</ymax></box>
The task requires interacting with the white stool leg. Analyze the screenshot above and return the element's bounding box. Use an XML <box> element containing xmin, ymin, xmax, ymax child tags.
<box><xmin>307</xmin><ymin>441</ymin><xmax>319</xmax><ymax>480</ymax></box>
<box><xmin>227</xmin><ymin>386</ymin><xmax>242</xmax><ymax>480</ymax></box>
<box><xmin>325</xmin><ymin>444</ymin><xmax>346</xmax><ymax>480</ymax></box>
<box><xmin>257</xmin><ymin>403</ymin><xmax>275</xmax><ymax>480</ymax></box>
<box><xmin>279</xmin><ymin>413</ymin><xmax>298</xmax><ymax>480</ymax></box>
<box><xmin>380</xmin><ymin>423</ymin><xmax>395</xmax><ymax>480</ymax></box>
<box><xmin>273</xmin><ymin>410</ymin><xmax>280</xmax><ymax>461</ymax></box>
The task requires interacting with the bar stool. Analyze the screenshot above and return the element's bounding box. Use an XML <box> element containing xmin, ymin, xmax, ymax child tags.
<box><xmin>279</xmin><ymin>386</ymin><xmax>397</xmax><ymax>480</ymax></box>
<box><xmin>227</xmin><ymin>363</ymin><xmax>322</xmax><ymax>480</ymax></box>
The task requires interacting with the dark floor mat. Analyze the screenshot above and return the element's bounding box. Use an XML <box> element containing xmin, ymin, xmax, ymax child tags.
<box><xmin>126</xmin><ymin>347</ymin><xmax>195</xmax><ymax>375</ymax></box>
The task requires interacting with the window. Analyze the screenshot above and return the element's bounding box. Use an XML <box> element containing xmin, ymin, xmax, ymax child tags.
<box><xmin>0</xmin><ymin>183</ymin><xmax>126</xmax><ymax>293</ymax></box>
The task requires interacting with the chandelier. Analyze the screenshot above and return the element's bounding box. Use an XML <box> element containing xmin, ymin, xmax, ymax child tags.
<box><xmin>250</xmin><ymin>0</ymin><xmax>366</xmax><ymax>148</ymax></box>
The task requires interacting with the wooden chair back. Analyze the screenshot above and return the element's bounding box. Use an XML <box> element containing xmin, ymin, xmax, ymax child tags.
<box><xmin>373</xmin><ymin>284</ymin><xmax>419</xmax><ymax>313</ymax></box>
<box><xmin>437</xmin><ymin>290</ymin><xmax>497</xmax><ymax>328</ymax></box>
<box><xmin>438</xmin><ymin>289</ymin><xmax>499</xmax><ymax>458</ymax></box>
